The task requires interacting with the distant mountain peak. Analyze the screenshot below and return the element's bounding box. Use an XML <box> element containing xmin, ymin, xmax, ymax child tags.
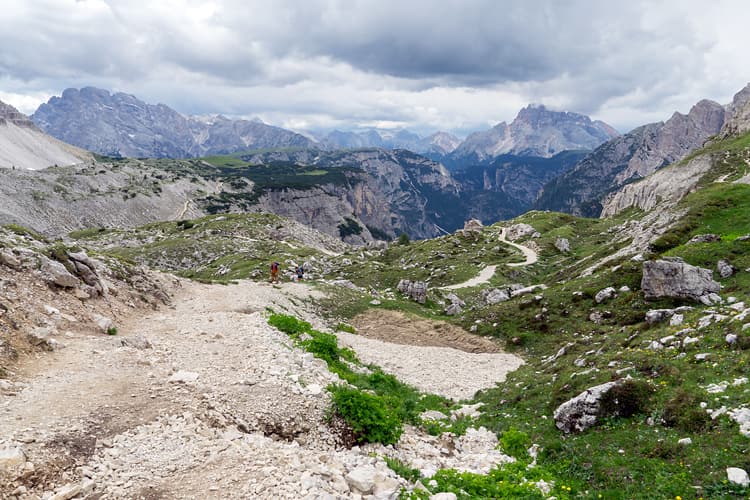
<box><xmin>31</xmin><ymin>87</ymin><xmax>315</xmax><ymax>158</ymax></box>
<box><xmin>449</xmin><ymin>105</ymin><xmax>618</xmax><ymax>164</ymax></box>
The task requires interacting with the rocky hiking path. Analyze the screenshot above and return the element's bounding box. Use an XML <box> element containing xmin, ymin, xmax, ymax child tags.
<box><xmin>1</xmin><ymin>279</ymin><xmax>524</xmax><ymax>499</ymax></box>
<box><xmin>439</xmin><ymin>227</ymin><xmax>539</xmax><ymax>290</ymax></box>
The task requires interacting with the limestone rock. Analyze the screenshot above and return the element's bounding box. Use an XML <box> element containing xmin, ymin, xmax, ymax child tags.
<box><xmin>553</xmin><ymin>380</ymin><xmax>622</xmax><ymax>433</ymax></box>
<box><xmin>555</xmin><ymin>237</ymin><xmax>571</xmax><ymax>253</ymax></box>
<box><xmin>727</xmin><ymin>467</ymin><xmax>750</xmax><ymax>487</ymax></box>
<box><xmin>717</xmin><ymin>259</ymin><xmax>736</xmax><ymax>278</ymax></box>
<box><xmin>645</xmin><ymin>309</ymin><xmax>674</xmax><ymax>324</ymax></box>
<box><xmin>119</xmin><ymin>335</ymin><xmax>152</xmax><ymax>349</ymax></box>
<box><xmin>168</xmin><ymin>370</ymin><xmax>199</xmax><ymax>383</ymax></box>
<box><xmin>346</xmin><ymin>465</ymin><xmax>377</xmax><ymax>494</ymax></box>
<box><xmin>430</xmin><ymin>493</ymin><xmax>458</xmax><ymax>500</ymax></box>
<box><xmin>91</xmin><ymin>313</ymin><xmax>115</xmax><ymax>333</ymax></box>
<box><xmin>397</xmin><ymin>279</ymin><xmax>428</xmax><ymax>304</ymax></box>
<box><xmin>482</xmin><ymin>288</ymin><xmax>510</xmax><ymax>305</ymax></box>
<box><xmin>505</xmin><ymin>223</ymin><xmax>536</xmax><ymax>242</ymax></box>
<box><xmin>40</xmin><ymin>256</ymin><xmax>79</xmax><ymax>288</ymax></box>
<box><xmin>687</xmin><ymin>233</ymin><xmax>721</xmax><ymax>244</ymax></box>
<box><xmin>0</xmin><ymin>248</ymin><xmax>21</xmax><ymax>269</ymax></box>
<box><xmin>461</xmin><ymin>219</ymin><xmax>483</xmax><ymax>237</ymax></box>
<box><xmin>641</xmin><ymin>258</ymin><xmax>720</xmax><ymax>302</ymax></box>
<box><xmin>595</xmin><ymin>287</ymin><xmax>616</xmax><ymax>304</ymax></box>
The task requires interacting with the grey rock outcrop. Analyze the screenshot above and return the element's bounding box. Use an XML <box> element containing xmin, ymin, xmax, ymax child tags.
<box><xmin>720</xmin><ymin>83</ymin><xmax>750</xmax><ymax>137</ymax></box>
<box><xmin>444</xmin><ymin>293</ymin><xmax>465</xmax><ymax>316</ymax></box>
<box><xmin>538</xmin><ymin>98</ymin><xmax>725</xmax><ymax>217</ymax></box>
<box><xmin>0</xmin><ymin>248</ymin><xmax>21</xmax><ymax>269</ymax></box>
<box><xmin>40</xmin><ymin>256</ymin><xmax>79</xmax><ymax>288</ymax></box>
<box><xmin>505</xmin><ymin>223</ymin><xmax>537</xmax><ymax>241</ymax></box>
<box><xmin>68</xmin><ymin>250</ymin><xmax>105</xmax><ymax>293</ymax></box>
<box><xmin>687</xmin><ymin>234</ymin><xmax>721</xmax><ymax>244</ymax></box>
<box><xmin>595</xmin><ymin>287</ymin><xmax>616</xmax><ymax>304</ymax></box>
<box><xmin>555</xmin><ymin>237</ymin><xmax>571</xmax><ymax>253</ymax></box>
<box><xmin>482</xmin><ymin>288</ymin><xmax>510</xmax><ymax>305</ymax></box>
<box><xmin>641</xmin><ymin>258</ymin><xmax>720</xmax><ymax>302</ymax></box>
<box><xmin>553</xmin><ymin>380</ymin><xmax>622</xmax><ymax>433</ymax></box>
<box><xmin>717</xmin><ymin>259</ymin><xmax>736</xmax><ymax>278</ymax></box>
<box><xmin>397</xmin><ymin>280</ymin><xmax>428</xmax><ymax>304</ymax></box>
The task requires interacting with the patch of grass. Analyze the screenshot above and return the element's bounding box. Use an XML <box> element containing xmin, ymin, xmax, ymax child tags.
<box><xmin>328</xmin><ymin>385</ymin><xmax>402</xmax><ymax>445</ymax></box>
<box><xmin>3</xmin><ymin>224</ymin><xmax>46</xmax><ymax>242</ymax></box>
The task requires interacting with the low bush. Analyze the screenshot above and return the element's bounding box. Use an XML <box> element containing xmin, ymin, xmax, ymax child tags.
<box><xmin>268</xmin><ymin>313</ymin><xmax>312</xmax><ymax>337</ymax></box>
<box><xmin>303</xmin><ymin>332</ymin><xmax>340</xmax><ymax>365</ymax></box>
<box><xmin>661</xmin><ymin>389</ymin><xmax>711</xmax><ymax>432</ymax></box>
<box><xmin>328</xmin><ymin>385</ymin><xmax>402</xmax><ymax>445</ymax></box>
<box><xmin>499</xmin><ymin>427</ymin><xmax>531</xmax><ymax>460</ymax></box>
<box><xmin>599</xmin><ymin>379</ymin><xmax>654</xmax><ymax>418</ymax></box>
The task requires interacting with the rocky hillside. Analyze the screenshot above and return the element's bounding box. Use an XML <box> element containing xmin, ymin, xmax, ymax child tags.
<box><xmin>32</xmin><ymin>87</ymin><xmax>315</xmax><ymax>158</ymax></box>
<box><xmin>535</xmin><ymin>98</ymin><xmax>727</xmax><ymax>216</ymax></box>
<box><xmin>446</xmin><ymin>105</ymin><xmax>618</xmax><ymax>169</ymax></box>
<box><xmin>0</xmin><ymin>148</ymin><xmax>467</xmax><ymax>243</ymax></box>
<box><xmin>0</xmin><ymin>100</ymin><xmax>90</xmax><ymax>170</ymax></box>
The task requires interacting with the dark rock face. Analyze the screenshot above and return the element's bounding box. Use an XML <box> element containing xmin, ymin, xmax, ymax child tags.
<box><xmin>641</xmin><ymin>258</ymin><xmax>721</xmax><ymax>302</ymax></box>
<box><xmin>536</xmin><ymin>99</ymin><xmax>726</xmax><ymax>217</ymax></box>
<box><xmin>448</xmin><ymin>105</ymin><xmax>618</xmax><ymax>167</ymax></box>
<box><xmin>31</xmin><ymin>87</ymin><xmax>315</xmax><ymax>158</ymax></box>
<box><xmin>721</xmin><ymin>83</ymin><xmax>750</xmax><ymax>137</ymax></box>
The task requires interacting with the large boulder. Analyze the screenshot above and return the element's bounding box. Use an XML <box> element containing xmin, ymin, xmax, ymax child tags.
<box><xmin>553</xmin><ymin>380</ymin><xmax>621</xmax><ymax>433</ymax></box>
<box><xmin>505</xmin><ymin>223</ymin><xmax>537</xmax><ymax>242</ymax></box>
<box><xmin>397</xmin><ymin>279</ymin><xmax>428</xmax><ymax>304</ymax></box>
<box><xmin>0</xmin><ymin>249</ymin><xmax>21</xmax><ymax>270</ymax></box>
<box><xmin>717</xmin><ymin>259</ymin><xmax>736</xmax><ymax>279</ymax></box>
<box><xmin>68</xmin><ymin>251</ymin><xmax>103</xmax><ymax>289</ymax></box>
<box><xmin>40</xmin><ymin>256</ymin><xmax>79</xmax><ymax>288</ymax></box>
<box><xmin>482</xmin><ymin>288</ymin><xmax>510</xmax><ymax>305</ymax></box>
<box><xmin>555</xmin><ymin>237</ymin><xmax>571</xmax><ymax>253</ymax></box>
<box><xmin>641</xmin><ymin>258</ymin><xmax>720</xmax><ymax>302</ymax></box>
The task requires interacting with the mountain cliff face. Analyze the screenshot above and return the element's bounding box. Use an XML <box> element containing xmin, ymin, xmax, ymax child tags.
<box><xmin>535</xmin><ymin>99</ymin><xmax>726</xmax><ymax>217</ymax></box>
<box><xmin>31</xmin><ymin>87</ymin><xmax>315</xmax><ymax>158</ymax></box>
<box><xmin>446</xmin><ymin>105</ymin><xmax>618</xmax><ymax>169</ymax></box>
<box><xmin>720</xmin><ymin>83</ymin><xmax>750</xmax><ymax>137</ymax></box>
<box><xmin>235</xmin><ymin>148</ymin><xmax>465</xmax><ymax>240</ymax></box>
<box><xmin>0</xmin><ymin>99</ymin><xmax>90</xmax><ymax>170</ymax></box>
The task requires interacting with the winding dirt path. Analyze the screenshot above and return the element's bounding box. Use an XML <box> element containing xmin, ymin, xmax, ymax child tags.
<box><xmin>438</xmin><ymin>227</ymin><xmax>539</xmax><ymax>290</ymax></box>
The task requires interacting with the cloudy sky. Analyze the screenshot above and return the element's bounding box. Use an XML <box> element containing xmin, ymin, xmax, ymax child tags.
<box><xmin>1</xmin><ymin>0</ymin><xmax>749</xmax><ymax>136</ymax></box>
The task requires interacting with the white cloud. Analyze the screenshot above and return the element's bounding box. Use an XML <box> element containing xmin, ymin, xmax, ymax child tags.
<box><xmin>0</xmin><ymin>0</ymin><xmax>749</xmax><ymax>134</ymax></box>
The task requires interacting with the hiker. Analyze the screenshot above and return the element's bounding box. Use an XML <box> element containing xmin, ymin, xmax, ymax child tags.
<box><xmin>270</xmin><ymin>261</ymin><xmax>280</xmax><ymax>283</ymax></box>
<box><xmin>296</xmin><ymin>265</ymin><xmax>304</xmax><ymax>281</ymax></box>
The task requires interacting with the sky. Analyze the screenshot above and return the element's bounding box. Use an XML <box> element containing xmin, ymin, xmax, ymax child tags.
<box><xmin>1</xmin><ymin>0</ymin><xmax>749</xmax><ymax>137</ymax></box>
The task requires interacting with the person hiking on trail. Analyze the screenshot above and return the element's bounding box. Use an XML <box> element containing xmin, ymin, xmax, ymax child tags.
<box><xmin>296</xmin><ymin>265</ymin><xmax>304</xmax><ymax>281</ymax></box>
<box><xmin>270</xmin><ymin>261</ymin><xmax>280</xmax><ymax>283</ymax></box>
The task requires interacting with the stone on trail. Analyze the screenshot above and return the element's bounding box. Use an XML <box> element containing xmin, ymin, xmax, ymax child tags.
<box><xmin>168</xmin><ymin>370</ymin><xmax>200</xmax><ymax>383</ymax></box>
<box><xmin>346</xmin><ymin>465</ymin><xmax>377</xmax><ymax>494</ymax></box>
<box><xmin>0</xmin><ymin>248</ymin><xmax>21</xmax><ymax>269</ymax></box>
<box><xmin>91</xmin><ymin>313</ymin><xmax>115</xmax><ymax>334</ymax></box>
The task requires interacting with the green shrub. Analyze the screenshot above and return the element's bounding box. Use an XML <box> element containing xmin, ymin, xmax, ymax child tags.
<box><xmin>398</xmin><ymin>233</ymin><xmax>410</xmax><ymax>246</ymax></box>
<box><xmin>106</xmin><ymin>327</ymin><xmax>118</xmax><ymax>336</ymax></box>
<box><xmin>599</xmin><ymin>379</ymin><xmax>654</xmax><ymax>418</ymax></box>
<box><xmin>383</xmin><ymin>456</ymin><xmax>421</xmax><ymax>482</ymax></box>
<box><xmin>338</xmin><ymin>217</ymin><xmax>363</xmax><ymax>238</ymax></box>
<box><xmin>268</xmin><ymin>313</ymin><xmax>312</xmax><ymax>336</ymax></box>
<box><xmin>499</xmin><ymin>427</ymin><xmax>531</xmax><ymax>460</ymax></box>
<box><xmin>329</xmin><ymin>385</ymin><xmax>402</xmax><ymax>445</ymax></box>
<box><xmin>304</xmin><ymin>332</ymin><xmax>340</xmax><ymax>365</ymax></box>
<box><xmin>661</xmin><ymin>390</ymin><xmax>711</xmax><ymax>432</ymax></box>
<box><xmin>177</xmin><ymin>220</ymin><xmax>195</xmax><ymax>230</ymax></box>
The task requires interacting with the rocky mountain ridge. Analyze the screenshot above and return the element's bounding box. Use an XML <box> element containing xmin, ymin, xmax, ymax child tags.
<box><xmin>0</xmin><ymin>99</ymin><xmax>90</xmax><ymax>170</ymax></box>
<box><xmin>535</xmin><ymin>98</ymin><xmax>727</xmax><ymax>216</ymax></box>
<box><xmin>320</xmin><ymin>129</ymin><xmax>462</xmax><ymax>156</ymax></box>
<box><xmin>445</xmin><ymin>104</ymin><xmax>618</xmax><ymax>168</ymax></box>
<box><xmin>32</xmin><ymin>87</ymin><xmax>315</xmax><ymax>158</ymax></box>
